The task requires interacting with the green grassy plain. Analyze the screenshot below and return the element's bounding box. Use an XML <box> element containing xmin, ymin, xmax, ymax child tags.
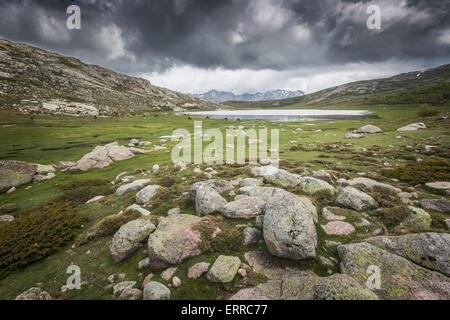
<box><xmin>0</xmin><ymin>104</ymin><xmax>448</xmax><ymax>300</ymax></box>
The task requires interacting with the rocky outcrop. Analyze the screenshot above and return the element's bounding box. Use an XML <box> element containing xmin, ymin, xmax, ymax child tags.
<box><xmin>110</xmin><ymin>219</ymin><xmax>156</xmax><ymax>263</ymax></box>
<box><xmin>335</xmin><ymin>187</ymin><xmax>378</xmax><ymax>211</ymax></box>
<box><xmin>313</xmin><ymin>274</ymin><xmax>379</xmax><ymax>300</ymax></box>
<box><xmin>0</xmin><ymin>160</ymin><xmax>37</xmax><ymax>193</ymax></box>
<box><xmin>207</xmin><ymin>255</ymin><xmax>241</xmax><ymax>283</ymax></box>
<box><xmin>365</xmin><ymin>233</ymin><xmax>450</xmax><ymax>276</ymax></box>
<box><xmin>263</xmin><ymin>188</ymin><xmax>317</xmax><ymax>260</ymax></box>
<box><xmin>68</xmin><ymin>142</ymin><xmax>134</xmax><ymax>172</ymax></box>
<box><xmin>147</xmin><ymin>214</ymin><xmax>203</xmax><ymax>268</ymax></box>
<box><xmin>338</xmin><ymin>242</ymin><xmax>450</xmax><ymax>300</ymax></box>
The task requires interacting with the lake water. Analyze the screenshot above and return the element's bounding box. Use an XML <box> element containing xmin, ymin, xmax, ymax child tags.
<box><xmin>188</xmin><ymin>109</ymin><xmax>373</xmax><ymax>122</ymax></box>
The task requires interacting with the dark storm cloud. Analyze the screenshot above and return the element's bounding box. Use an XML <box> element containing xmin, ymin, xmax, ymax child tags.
<box><xmin>0</xmin><ymin>0</ymin><xmax>449</xmax><ymax>75</ymax></box>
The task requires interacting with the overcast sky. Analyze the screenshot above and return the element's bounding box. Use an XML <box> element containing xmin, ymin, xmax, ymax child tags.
<box><xmin>0</xmin><ymin>0</ymin><xmax>449</xmax><ymax>94</ymax></box>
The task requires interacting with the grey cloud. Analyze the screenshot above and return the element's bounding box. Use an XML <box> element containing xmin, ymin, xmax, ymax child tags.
<box><xmin>0</xmin><ymin>0</ymin><xmax>449</xmax><ymax>75</ymax></box>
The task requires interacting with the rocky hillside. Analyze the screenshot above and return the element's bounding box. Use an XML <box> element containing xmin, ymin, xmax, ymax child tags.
<box><xmin>226</xmin><ymin>64</ymin><xmax>450</xmax><ymax>108</ymax></box>
<box><xmin>0</xmin><ymin>39</ymin><xmax>220</xmax><ymax>117</ymax></box>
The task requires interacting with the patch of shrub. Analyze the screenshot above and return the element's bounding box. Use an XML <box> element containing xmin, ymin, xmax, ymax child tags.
<box><xmin>369</xmin><ymin>205</ymin><xmax>410</xmax><ymax>229</ymax></box>
<box><xmin>57</xmin><ymin>185</ymin><xmax>114</xmax><ymax>207</ymax></box>
<box><xmin>193</xmin><ymin>216</ymin><xmax>244</xmax><ymax>254</ymax></box>
<box><xmin>62</xmin><ymin>179</ymin><xmax>111</xmax><ymax>191</ymax></box>
<box><xmin>384</xmin><ymin>160</ymin><xmax>450</xmax><ymax>184</ymax></box>
<box><xmin>0</xmin><ymin>203</ymin><xmax>17</xmax><ymax>214</ymax></box>
<box><xmin>77</xmin><ymin>211</ymin><xmax>140</xmax><ymax>246</ymax></box>
<box><xmin>0</xmin><ymin>202</ymin><xmax>87</xmax><ymax>279</ymax></box>
<box><xmin>359</xmin><ymin>185</ymin><xmax>402</xmax><ymax>208</ymax></box>
<box><xmin>418</xmin><ymin>108</ymin><xmax>440</xmax><ymax>117</ymax></box>
<box><xmin>313</xmin><ymin>189</ymin><xmax>337</xmax><ymax>207</ymax></box>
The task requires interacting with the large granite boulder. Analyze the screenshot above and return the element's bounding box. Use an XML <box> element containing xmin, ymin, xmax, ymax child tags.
<box><xmin>263</xmin><ymin>188</ymin><xmax>317</xmax><ymax>260</ymax></box>
<box><xmin>69</xmin><ymin>142</ymin><xmax>134</xmax><ymax>172</ymax></box>
<box><xmin>0</xmin><ymin>160</ymin><xmax>37</xmax><ymax>193</ymax></box>
<box><xmin>147</xmin><ymin>214</ymin><xmax>203</xmax><ymax>268</ymax></box>
<box><xmin>365</xmin><ymin>233</ymin><xmax>450</xmax><ymax>276</ymax></box>
<box><xmin>110</xmin><ymin>219</ymin><xmax>156</xmax><ymax>263</ymax></box>
<box><xmin>335</xmin><ymin>187</ymin><xmax>378</xmax><ymax>211</ymax></box>
<box><xmin>338</xmin><ymin>242</ymin><xmax>450</xmax><ymax>300</ymax></box>
<box><xmin>313</xmin><ymin>274</ymin><xmax>379</xmax><ymax>300</ymax></box>
<box><xmin>419</xmin><ymin>199</ymin><xmax>450</xmax><ymax>213</ymax></box>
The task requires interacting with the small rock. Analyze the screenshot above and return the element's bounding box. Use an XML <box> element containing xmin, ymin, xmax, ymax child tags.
<box><xmin>0</xmin><ymin>215</ymin><xmax>14</xmax><ymax>224</ymax></box>
<box><xmin>207</xmin><ymin>255</ymin><xmax>241</xmax><ymax>283</ymax></box>
<box><xmin>238</xmin><ymin>269</ymin><xmax>247</xmax><ymax>277</ymax></box>
<box><xmin>322</xmin><ymin>208</ymin><xmax>346</xmax><ymax>221</ymax></box>
<box><xmin>15</xmin><ymin>288</ymin><xmax>51</xmax><ymax>300</ymax></box>
<box><xmin>119</xmin><ymin>288</ymin><xmax>142</xmax><ymax>300</ymax></box>
<box><xmin>113</xmin><ymin>281</ymin><xmax>136</xmax><ymax>296</ymax></box>
<box><xmin>86</xmin><ymin>195</ymin><xmax>105</xmax><ymax>204</ymax></box>
<box><xmin>143</xmin><ymin>281</ymin><xmax>171</xmax><ymax>300</ymax></box>
<box><xmin>142</xmin><ymin>273</ymin><xmax>154</xmax><ymax>288</ymax></box>
<box><xmin>138</xmin><ymin>258</ymin><xmax>151</xmax><ymax>269</ymax></box>
<box><xmin>355</xmin><ymin>125</ymin><xmax>383</xmax><ymax>134</ymax></box>
<box><xmin>321</xmin><ymin>221</ymin><xmax>355</xmax><ymax>235</ymax></box>
<box><xmin>172</xmin><ymin>277</ymin><xmax>181</xmax><ymax>288</ymax></box>
<box><xmin>188</xmin><ymin>262</ymin><xmax>210</xmax><ymax>279</ymax></box>
<box><xmin>161</xmin><ymin>267</ymin><xmax>177</xmax><ymax>281</ymax></box>
<box><xmin>167</xmin><ymin>208</ymin><xmax>181</xmax><ymax>215</ymax></box>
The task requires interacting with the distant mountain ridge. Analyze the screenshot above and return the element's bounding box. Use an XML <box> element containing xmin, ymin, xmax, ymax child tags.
<box><xmin>191</xmin><ymin>89</ymin><xmax>305</xmax><ymax>103</ymax></box>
